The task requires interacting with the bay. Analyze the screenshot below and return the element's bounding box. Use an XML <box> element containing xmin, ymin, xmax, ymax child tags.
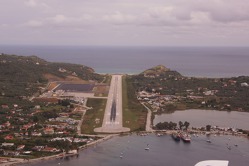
<box><xmin>21</xmin><ymin>134</ymin><xmax>249</xmax><ymax>166</ymax></box>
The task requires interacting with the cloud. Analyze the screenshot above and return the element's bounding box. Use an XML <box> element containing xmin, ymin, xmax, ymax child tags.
<box><xmin>0</xmin><ymin>24</ymin><xmax>8</xmax><ymax>28</ymax></box>
<box><xmin>190</xmin><ymin>11</ymin><xmax>212</xmax><ymax>25</ymax></box>
<box><xmin>102</xmin><ymin>11</ymin><xmax>136</xmax><ymax>25</ymax></box>
<box><xmin>1</xmin><ymin>0</ymin><xmax>249</xmax><ymax>46</ymax></box>
<box><xmin>25</xmin><ymin>20</ymin><xmax>43</xmax><ymax>27</ymax></box>
<box><xmin>24</xmin><ymin>0</ymin><xmax>37</xmax><ymax>7</ymax></box>
<box><xmin>50</xmin><ymin>14</ymin><xmax>67</xmax><ymax>23</ymax></box>
<box><xmin>188</xmin><ymin>0</ymin><xmax>249</xmax><ymax>23</ymax></box>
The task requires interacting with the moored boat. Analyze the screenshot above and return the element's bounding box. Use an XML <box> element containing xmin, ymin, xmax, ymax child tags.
<box><xmin>181</xmin><ymin>133</ymin><xmax>191</xmax><ymax>143</ymax></box>
<box><xmin>171</xmin><ymin>133</ymin><xmax>181</xmax><ymax>142</ymax></box>
<box><xmin>206</xmin><ymin>140</ymin><xmax>212</xmax><ymax>143</ymax></box>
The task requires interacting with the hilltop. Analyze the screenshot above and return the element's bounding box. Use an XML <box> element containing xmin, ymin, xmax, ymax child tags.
<box><xmin>142</xmin><ymin>65</ymin><xmax>170</xmax><ymax>74</ymax></box>
<box><xmin>127</xmin><ymin>65</ymin><xmax>249</xmax><ymax>112</ymax></box>
<box><xmin>0</xmin><ymin>54</ymin><xmax>104</xmax><ymax>97</ymax></box>
<box><xmin>141</xmin><ymin>65</ymin><xmax>182</xmax><ymax>78</ymax></box>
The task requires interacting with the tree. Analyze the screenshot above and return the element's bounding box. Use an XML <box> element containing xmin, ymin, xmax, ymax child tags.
<box><xmin>59</xmin><ymin>99</ymin><xmax>71</xmax><ymax>107</ymax></box>
<box><xmin>169</xmin><ymin>121</ymin><xmax>177</xmax><ymax>130</ymax></box>
<box><xmin>206</xmin><ymin>125</ymin><xmax>211</xmax><ymax>131</ymax></box>
<box><xmin>28</xmin><ymin>129</ymin><xmax>32</xmax><ymax>137</ymax></box>
<box><xmin>178</xmin><ymin>121</ymin><xmax>183</xmax><ymax>130</ymax></box>
<box><xmin>184</xmin><ymin>121</ymin><xmax>190</xmax><ymax>130</ymax></box>
<box><xmin>33</xmin><ymin>116</ymin><xmax>39</xmax><ymax>123</ymax></box>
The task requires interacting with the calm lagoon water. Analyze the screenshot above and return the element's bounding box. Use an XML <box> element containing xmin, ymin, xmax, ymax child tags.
<box><xmin>154</xmin><ymin>109</ymin><xmax>249</xmax><ymax>130</ymax></box>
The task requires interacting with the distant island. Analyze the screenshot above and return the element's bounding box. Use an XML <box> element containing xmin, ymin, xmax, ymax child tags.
<box><xmin>0</xmin><ymin>54</ymin><xmax>249</xmax><ymax>164</ymax></box>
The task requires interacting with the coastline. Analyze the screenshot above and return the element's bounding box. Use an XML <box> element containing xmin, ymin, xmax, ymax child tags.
<box><xmin>1</xmin><ymin>52</ymin><xmax>249</xmax><ymax>165</ymax></box>
<box><xmin>3</xmin><ymin>128</ymin><xmax>248</xmax><ymax>166</ymax></box>
<box><xmin>2</xmin><ymin>134</ymin><xmax>118</xmax><ymax>166</ymax></box>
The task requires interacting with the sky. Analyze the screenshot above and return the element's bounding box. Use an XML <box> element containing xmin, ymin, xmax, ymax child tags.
<box><xmin>1</xmin><ymin>0</ymin><xmax>249</xmax><ymax>46</ymax></box>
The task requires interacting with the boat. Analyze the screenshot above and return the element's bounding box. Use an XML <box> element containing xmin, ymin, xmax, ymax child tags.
<box><xmin>181</xmin><ymin>133</ymin><xmax>191</xmax><ymax>143</ymax></box>
<box><xmin>171</xmin><ymin>133</ymin><xmax>181</xmax><ymax>142</ymax></box>
<box><xmin>206</xmin><ymin>140</ymin><xmax>212</xmax><ymax>143</ymax></box>
<box><xmin>195</xmin><ymin>160</ymin><xmax>229</xmax><ymax>166</ymax></box>
<box><xmin>145</xmin><ymin>143</ymin><xmax>150</xmax><ymax>150</ymax></box>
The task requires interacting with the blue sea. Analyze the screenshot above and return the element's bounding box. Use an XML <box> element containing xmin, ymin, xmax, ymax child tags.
<box><xmin>1</xmin><ymin>45</ymin><xmax>249</xmax><ymax>77</ymax></box>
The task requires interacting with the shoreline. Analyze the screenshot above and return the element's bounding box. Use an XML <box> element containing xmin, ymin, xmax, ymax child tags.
<box><xmin>2</xmin><ymin>134</ymin><xmax>118</xmax><ymax>166</ymax></box>
<box><xmin>2</xmin><ymin>129</ymin><xmax>248</xmax><ymax>166</ymax></box>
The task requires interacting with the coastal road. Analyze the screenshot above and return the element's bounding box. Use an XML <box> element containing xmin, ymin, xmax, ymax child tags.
<box><xmin>94</xmin><ymin>75</ymin><xmax>130</xmax><ymax>133</ymax></box>
<box><xmin>142</xmin><ymin>103</ymin><xmax>154</xmax><ymax>132</ymax></box>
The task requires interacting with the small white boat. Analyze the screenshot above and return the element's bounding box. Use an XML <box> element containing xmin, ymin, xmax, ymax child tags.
<box><xmin>206</xmin><ymin>140</ymin><xmax>212</xmax><ymax>143</ymax></box>
<box><xmin>195</xmin><ymin>160</ymin><xmax>229</xmax><ymax>166</ymax></box>
<box><xmin>145</xmin><ymin>147</ymin><xmax>150</xmax><ymax>150</ymax></box>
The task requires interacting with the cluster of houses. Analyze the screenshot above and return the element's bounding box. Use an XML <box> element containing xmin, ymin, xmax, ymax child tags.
<box><xmin>50</xmin><ymin>137</ymin><xmax>93</xmax><ymax>143</ymax></box>
<box><xmin>137</xmin><ymin>76</ymin><xmax>249</xmax><ymax>112</ymax></box>
<box><xmin>137</xmin><ymin>91</ymin><xmax>180</xmax><ymax>112</ymax></box>
<box><xmin>0</xmin><ymin>101</ymin><xmax>92</xmax><ymax>159</ymax></box>
<box><xmin>190</xmin><ymin>125</ymin><xmax>245</xmax><ymax>137</ymax></box>
<box><xmin>1</xmin><ymin>143</ymin><xmax>61</xmax><ymax>157</ymax></box>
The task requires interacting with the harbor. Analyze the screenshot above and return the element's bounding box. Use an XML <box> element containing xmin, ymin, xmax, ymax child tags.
<box><xmin>18</xmin><ymin>133</ymin><xmax>249</xmax><ymax>166</ymax></box>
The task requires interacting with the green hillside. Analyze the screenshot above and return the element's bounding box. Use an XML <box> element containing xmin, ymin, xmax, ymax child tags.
<box><xmin>130</xmin><ymin>65</ymin><xmax>249</xmax><ymax>112</ymax></box>
<box><xmin>0</xmin><ymin>54</ymin><xmax>103</xmax><ymax>97</ymax></box>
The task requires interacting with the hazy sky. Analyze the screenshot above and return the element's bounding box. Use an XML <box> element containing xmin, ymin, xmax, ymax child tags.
<box><xmin>1</xmin><ymin>0</ymin><xmax>249</xmax><ymax>46</ymax></box>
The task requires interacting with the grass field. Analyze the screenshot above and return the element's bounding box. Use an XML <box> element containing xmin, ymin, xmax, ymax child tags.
<box><xmin>81</xmin><ymin>98</ymin><xmax>107</xmax><ymax>134</ymax></box>
<box><xmin>122</xmin><ymin>75</ymin><xmax>147</xmax><ymax>131</ymax></box>
<box><xmin>102</xmin><ymin>75</ymin><xmax>112</xmax><ymax>85</ymax></box>
<box><xmin>94</xmin><ymin>85</ymin><xmax>109</xmax><ymax>97</ymax></box>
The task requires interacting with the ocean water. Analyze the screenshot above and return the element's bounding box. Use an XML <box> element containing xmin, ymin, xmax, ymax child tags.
<box><xmin>1</xmin><ymin>45</ymin><xmax>249</xmax><ymax>77</ymax></box>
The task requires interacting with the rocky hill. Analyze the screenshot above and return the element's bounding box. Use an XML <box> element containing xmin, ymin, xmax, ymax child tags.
<box><xmin>0</xmin><ymin>54</ymin><xmax>103</xmax><ymax>97</ymax></box>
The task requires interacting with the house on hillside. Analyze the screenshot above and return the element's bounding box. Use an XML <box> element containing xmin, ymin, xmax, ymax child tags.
<box><xmin>43</xmin><ymin>127</ymin><xmax>54</xmax><ymax>135</ymax></box>
<box><xmin>17</xmin><ymin>145</ymin><xmax>25</xmax><ymax>151</ymax></box>
<box><xmin>42</xmin><ymin>147</ymin><xmax>60</xmax><ymax>153</ymax></box>
<box><xmin>1</xmin><ymin>143</ymin><xmax>14</xmax><ymax>147</ymax></box>
<box><xmin>1</xmin><ymin>105</ymin><xmax>9</xmax><ymax>109</ymax></box>
<box><xmin>4</xmin><ymin>135</ymin><xmax>14</xmax><ymax>140</ymax></box>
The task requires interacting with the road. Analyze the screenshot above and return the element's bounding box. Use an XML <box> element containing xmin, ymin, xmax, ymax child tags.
<box><xmin>94</xmin><ymin>75</ymin><xmax>130</xmax><ymax>133</ymax></box>
<box><xmin>142</xmin><ymin>103</ymin><xmax>154</xmax><ymax>132</ymax></box>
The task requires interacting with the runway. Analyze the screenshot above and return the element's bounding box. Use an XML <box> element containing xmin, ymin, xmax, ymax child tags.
<box><xmin>94</xmin><ymin>75</ymin><xmax>130</xmax><ymax>133</ymax></box>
